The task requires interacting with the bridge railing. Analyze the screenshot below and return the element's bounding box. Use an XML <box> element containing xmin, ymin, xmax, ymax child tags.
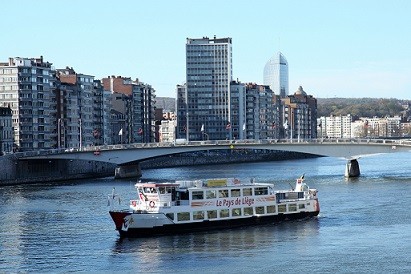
<box><xmin>10</xmin><ymin>137</ymin><xmax>411</xmax><ymax>158</ymax></box>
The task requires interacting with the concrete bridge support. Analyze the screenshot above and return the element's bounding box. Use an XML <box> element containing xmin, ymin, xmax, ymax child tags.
<box><xmin>345</xmin><ymin>159</ymin><xmax>360</xmax><ymax>178</ymax></box>
<box><xmin>114</xmin><ymin>163</ymin><xmax>142</xmax><ymax>179</ymax></box>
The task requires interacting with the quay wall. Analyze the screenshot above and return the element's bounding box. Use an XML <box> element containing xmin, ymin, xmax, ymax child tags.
<box><xmin>0</xmin><ymin>150</ymin><xmax>317</xmax><ymax>186</ymax></box>
<box><xmin>0</xmin><ymin>154</ymin><xmax>116</xmax><ymax>186</ymax></box>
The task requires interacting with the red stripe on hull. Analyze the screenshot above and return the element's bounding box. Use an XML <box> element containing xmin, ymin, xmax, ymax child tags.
<box><xmin>109</xmin><ymin>211</ymin><xmax>131</xmax><ymax>231</ymax></box>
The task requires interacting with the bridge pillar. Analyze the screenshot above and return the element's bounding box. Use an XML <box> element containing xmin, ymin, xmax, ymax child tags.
<box><xmin>114</xmin><ymin>163</ymin><xmax>142</xmax><ymax>179</ymax></box>
<box><xmin>345</xmin><ymin>159</ymin><xmax>360</xmax><ymax>178</ymax></box>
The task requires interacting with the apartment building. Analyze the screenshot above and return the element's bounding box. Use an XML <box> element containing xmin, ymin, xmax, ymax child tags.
<box><xmin>182</xmin><ymin>36</ymin><xmax>233</xmax><ymax>141</ymax></box>
<box><xmin>102</xmin><ymin>76</ymin><xmax>156</xmax><ymax>143</ymax></box>
<box><xmin>281</xmin><ymin>86</ymin><xmax>317</xmax><ymax>140</ymax></box>
<box><xmin>0</xmin><ymin>106</ymin><xmax>13</xmax><ymax>154</ymax></box>
<box><xmin>0</xmin><ymin>56</ymin><xmax>55</xmax><ymax>151</ymax></box>
<box><xmin>56</xmin><ymin>68</ymin><xmax>95</xmax><ymax>148</ymax></box>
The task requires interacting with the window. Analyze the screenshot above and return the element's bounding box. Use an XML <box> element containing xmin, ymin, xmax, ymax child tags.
<box><xmin>278</xmin><ymin>204</ymin><xmax>286</xmax><ymax>213</ymax></box>
<box><xmin>193</xmin><ymin>211</ymin><xmax>204</xmax><ymax>220</ymax></box>
<box><xmin>242</xmin><ymin>188</ymin><xmax>252</xmax><ymax>196</ymax></box>
<box><xmin>218</xmin><ymin>189</ymin><xmax>228</xmax><ymax>198</ymax></box>
<box><xmin>288</xmin><ymin>204</ymin><xmax>297</xmax><ymax>212</ymax></box>
<box><xmin>177</xmin><ymin>212</ymin><xmax>190</xmax><ymax>221</ymax></box>
<box><xmin>166</xmin><ymin>213</ymin><xmax>174</xmax><ymax>220</ymax></box>
<box><xmin>244</xmin><ymin>207</ymin><xmax>253</xmax><ymax>216</ymax></box>
<box><xmin>299</xmin><ymin>204</ymin><xmax>305</xmax><ymax>209</ymax></box>
<box><xmin>220</xmin><ymin>209</ymin><xmax>229</xmax><ymax>218</ymax></box>
<box><xmin>254</xmin><ymin>187</ymin><xmax>268</xmax><ymax>195</ymax></box>
<box><xmin>232</xmin><ymin>208</ymin><xmax>241</xmax><ymax>217</ymax></box>
<box><xmin>230</xmin><ymin>189</ymin><xmax>240</xmax><ymax>197</ymax></box>
<box><xmin>207</xmin><ymin>210</ymin><xmax>217</xmax><ymax>219</ymax></box>
<box><xmin>267</xmin><ymin>205</ymin><xmax>276</xmax><ymax>213</ymax></box>
<box><xmin>206</xmin><ymin>190</ymin><xmax>216</xmax><ymax>199</ymax></box>
<box><xmin>192</xmin><ymin>190</ymin><xmax>204</xmax><ymax>200</ymax></box>
<box><xmin>255</xmin><ymin>206</ymin><xmax>265</xmax><ymax>214</ymax></box>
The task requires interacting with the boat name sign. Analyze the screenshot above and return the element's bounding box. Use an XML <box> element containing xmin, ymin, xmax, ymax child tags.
<box><xmin>216</xmin><ymin>197</ymin><xmax>255</xmax><ymax>207</ymax></box>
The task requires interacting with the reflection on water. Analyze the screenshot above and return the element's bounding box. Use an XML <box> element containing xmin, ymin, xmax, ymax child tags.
<box><xmin>112</xmin><ymin>218</ymin><xmax>320</xmax><ymax>271</ymax></box>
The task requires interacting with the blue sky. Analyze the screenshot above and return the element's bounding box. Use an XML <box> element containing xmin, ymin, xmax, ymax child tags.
<box><xmin>3</xmin><ymin>0</ymin><xmax>410</xmax><ymax>99</ymax></box>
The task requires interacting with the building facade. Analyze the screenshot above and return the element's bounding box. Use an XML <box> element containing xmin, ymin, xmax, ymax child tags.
<box><xmin>263</xmin><ymin>52</ymin><xmax>289</xmax><ymax>98</ymax></box>
<box><xmin>0</xmin><ymin>56</ymin><xmax>56</xmax><ymax>151</ymax></box>
<box><xmin>282</xmin><ymin>86</ymin><xmax>317</xmax><ymax>140</ymax></box>
<box><xmin>181</xmin><ymin>36</ymin><xmax>233</xmax><ymax>141</ymax></box>
<box><xmin>244</xmin><ymin>83</ymin><xmax>278</xmax><ymax>140</ymax></box>
<box><xmin>0</xmin><ymin>106</ymin><xmax>13</xmax><ymax>154</ymax></box>
<box><xmin>318</xmin><ymin>114</ymin><xmax>352</xmax><ymax>139</ymax></box>
<box><xmin>102</xmin><ymin>76</ymin><xmax>156</xmax><ymax>144</ymax></box>
<box><xmin>56</xmin><ymin>68</ymin><xmax>95</xmax><ymax>148</ymax></box>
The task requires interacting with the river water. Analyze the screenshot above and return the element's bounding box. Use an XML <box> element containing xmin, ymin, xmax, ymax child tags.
<box><xmin>1</xmin><ymin>153</ymin><xmax>410</xmax><ymax>273</ymax></box>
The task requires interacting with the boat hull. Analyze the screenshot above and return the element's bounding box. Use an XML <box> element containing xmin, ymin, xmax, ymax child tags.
<box><xmin>111</xmin><ymin>210</ymin><xmax>319</xmax><ymax>238</ymax></box>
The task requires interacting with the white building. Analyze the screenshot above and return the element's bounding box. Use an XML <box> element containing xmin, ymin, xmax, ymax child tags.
<box><xmin>263</xmin><ymin>52</ymin><xmax>289</xmax><ymax>98</ymax></box>
<box><xmin>318</xmin><ymin>115</ymin><xmax>352</xmax><ymax>139</ymax></box>
<box><xmin>160</xmin><ymin>119</ymin><xmax>177</xmax><ymax>143</ymax></box>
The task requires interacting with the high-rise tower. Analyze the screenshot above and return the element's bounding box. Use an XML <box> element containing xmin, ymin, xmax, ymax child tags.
<box><xmin>263</xmin><ymin>52</ymin><xmax>289</xmax><ymax>97</ymax></box>
<box><xmin>180</xmin><ymin>36</ymin><xmax>233</xmax><ymax>141</ymax></box>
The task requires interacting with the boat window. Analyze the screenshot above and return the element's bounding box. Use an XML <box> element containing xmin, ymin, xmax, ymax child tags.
<box><xmin>230</xmin><ymin>189</ymin><xmax>241</xmax><ymax>197</ymax></box>
<box><xmin>220</xmin><ymin>209</ymin><xmax>229</xmax><ymax>218</ymax></box>
<box><xmin>179</xmin><ymin>190</ymin><xmax>189</xmax><ymax>200</ymax></box>
<box><xmin>206</xmin><ymin>190</ymin><xmax>216</xmax><ymax>199</ymax></box>
<box><xmin>166</xmin><ymin>213</ymin><xmax>174</xmax><ymax>220</ymax></box>
<box><xmin>144</xmin><ymin>187</ymin><xmax>157</xmax><ymax>194</ymax></box>
<box><xmin>299</xmin><ymin>204</ymin><xmax>305</xmax><ymax>209</ymax></box>
<box><xmin>177</xmin><ymin>212</ymin><xmax>190</xmax><ymax>221</ymax></box>
<box><xmin>207</xmin><ymin>210</ymin><xmax>217</xmax><ymax>219</ymax></box>
<box><xmin>242</xmin><ymin>188</ymin><xmax>252</xmax><ymax>196</ymax></box>
<box><xmin>232</xmin><ymin>208</ymin><xmax>241</xmax><ymax>217</ymax></box>
<box><xmin>288</xmin><ymin>204</ymin><xmax>297</xmax><ymax>212</ymax></box>
<box><xmin>267</xmin><ymin>205</ymin><xmax>276</xmax><ymax>213</ymax></box>
<box><xmin>218</xmin><ymin>189</ymin><xmax>228</xmax><ymax>198</ymax></box>
<box><xmin>244</xmin><ymin>207</ymin><xmax>253</xmax><ymax>216</ymax></box>
<box><xmin>255</xmin><ymin>206</ymin><xmax>265</xmax><ymax>214</ymax></box>
<box><xmin>254</xmin><ymin>187</ymin><xmax>268</xmax><ymax>195</ymax></box>
<box><xmin>191</xmin><ymin>190</ymin><xmax>204</xmax><ymax>200</ymax></box>
<box><xmin>276</xmin><ymin>193</ymin><xmax>286</xmax><ymax>200</ymax></box>
<box><xmin>193</xmin><ymin>211</ymin><xmax>204</xmax><ymax>220</ymax></box>
<box><xmin>278</xmin><ymin>204</ymin><xmax>286</xmax><ymax>213</ymax></box>
<box><xmin>159</xmin><ymin>187</ymin><xmax>171</xmax><ymax>194</ymax></box>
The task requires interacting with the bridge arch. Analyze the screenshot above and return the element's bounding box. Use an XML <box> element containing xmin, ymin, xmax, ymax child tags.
<box><xmin>18</xmin><ymin>138</ymin><xmax>411</xmax><ymax>178</ymax></box>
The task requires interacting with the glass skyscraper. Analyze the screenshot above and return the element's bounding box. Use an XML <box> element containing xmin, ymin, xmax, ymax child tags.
<box><xmin>263</xmin><ymin>52</ymin><xmax>289</xmax><ymax>98</ymax></box>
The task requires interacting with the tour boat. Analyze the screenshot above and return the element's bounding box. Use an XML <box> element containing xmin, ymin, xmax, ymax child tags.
<box><xmin>108</xmin><ymin>176</ymin><xmax>320</xmax><ymax>238</ymax></box>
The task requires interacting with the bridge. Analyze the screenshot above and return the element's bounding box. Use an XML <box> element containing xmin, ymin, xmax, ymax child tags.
<box><xmin>19</xmin><ymin>138</ymin><xmax>411</xmax><ymax>178</ymax></box>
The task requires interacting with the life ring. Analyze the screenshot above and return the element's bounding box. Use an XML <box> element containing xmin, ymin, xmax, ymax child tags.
<box><xmin>131</xmin><ymin>200</ymin><xmax>137</xmax><ymax>207</ymax></box>
<box><xmin>149</xmin><ymin>201</ymin><xmax>155</xmax><ymax>208</ymax></box>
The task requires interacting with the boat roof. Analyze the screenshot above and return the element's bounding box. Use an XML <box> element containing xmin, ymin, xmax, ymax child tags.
<box><xmin>135</xmin><ymin>182</ymin><xmax>180</xmax><ymax>188</ymax></box>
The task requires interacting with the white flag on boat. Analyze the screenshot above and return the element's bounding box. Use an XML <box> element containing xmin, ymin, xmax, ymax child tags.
<box><xmin>201</xmin><ymin>124</ymin><xmax>204</xmax><ymax>132</ymax></box>
<box><xmin>118</xmin><ymin>128</ymin><xmax>123</xmax><ymax>136</ymax></box>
